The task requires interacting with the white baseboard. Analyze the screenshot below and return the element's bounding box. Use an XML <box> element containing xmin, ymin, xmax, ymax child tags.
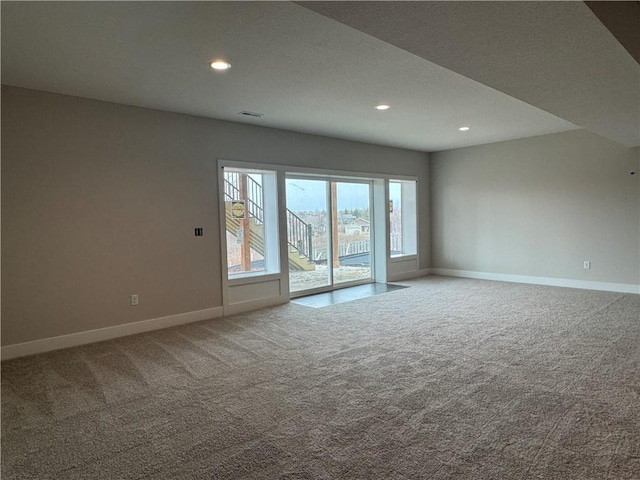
<box><xmin>224</xmin><ymin>295</ymin><xmax>289</xmax><ymax>316</ymax></box>
<box><xmin>431</xmin><ymin>268</ymin><xmax>640</xmax><ymax>294</ymax></box>
<box><xmin>6</xmin><ymin>268</ymin><xmax>634</xmax><ymax>360</ymax></box>
<box><xmin>388</xmin><ymin>269</ymin><xmax>432</xmax><ymax>282</ymax></box>
<box><xmin>1</xmin><ymin>306</ymin><xmax>224</xmax><ymax>361</ymax></box>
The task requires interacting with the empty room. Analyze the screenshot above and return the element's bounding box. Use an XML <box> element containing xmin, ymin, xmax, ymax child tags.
<box><xmin>1</xmin><ymin>2</ymin><xmax>639</xmax><ymax>479</ymax></box>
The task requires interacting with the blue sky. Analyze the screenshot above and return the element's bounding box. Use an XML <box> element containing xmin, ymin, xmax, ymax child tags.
<box><xmin>285</xmin><ymin>179</ymin><xmax>401</xmax><ymax>212</ymax></box>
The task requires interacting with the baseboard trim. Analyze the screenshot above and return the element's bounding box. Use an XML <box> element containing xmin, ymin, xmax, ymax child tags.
<box><xmin>224</xmin><ymin>295</ymin><xmax>289</xmax><ymax>316</ymax></box>
<box><xmin>431</xmin><ymin>268</ymin><xmax>640</xmax><ymax>294</ymax></box>
<box><xmin>1</xmin><ymin>306</ymin><xmax>224</xmax><ymax>361</ymax></box>
<box><xmin>6</xmin><ymin>268</ymin><xmax>634</xmax><ymax>360</ymax></box>
<box><xmin>388</xmin><ymin>269</ymin><xmax>432</xmax><ymax>282</ymax></box>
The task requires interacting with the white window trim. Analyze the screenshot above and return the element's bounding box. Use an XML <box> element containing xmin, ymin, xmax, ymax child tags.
<box><xmin>218</xmin><ymin>161</ymin><xmax>285</xmax><ymax>292</ymax></box>
<box><xmin>389</xmin><ymin>178</ymin><xmax>418</xmax><ymax>259</ymax></box>
<box><xmin>218</xmin><ymin>159</ymin><xmax>421</xmax><ymax>306</ymax></box>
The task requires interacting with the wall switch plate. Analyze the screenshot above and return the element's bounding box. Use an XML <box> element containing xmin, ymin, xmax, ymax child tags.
<box><xmin>130</xmin><ymin>294</ymin><xmax>139</xmax><ymax>306</ymax></box>
<box><xmin>584</xmin><ymin>261</ymin><xmax>591</xmax><ymax>270</ymax></box>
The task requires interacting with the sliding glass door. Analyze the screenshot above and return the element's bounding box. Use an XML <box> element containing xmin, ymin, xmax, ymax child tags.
<box><xmin>286</xmin><ymin>176</ymin><xmax>373</xmax><ymax>296</ymax></box>
<box><xmin>333</xmin><ymin>181</ymin><xmax>372</xmax><ymax>285</ymax></box>
<box><xmin>286</xmin><ymin>178</ymin><xmax>331</xmax><ymax>292</ymax></box>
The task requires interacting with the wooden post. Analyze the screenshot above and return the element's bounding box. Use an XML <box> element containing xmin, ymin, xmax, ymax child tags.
<box><xmin>331</xmin><ymin>182</ymin><xmax>340</xmax><ymax>268</ymax></box>
<box><xmin>307</xmin><ymin>224</ymin><xmax>313</xmax><ymax>263</ymax></box>
<box><xmin>239</xmin><ymin>174</ymin><xmax>251</xmax><ymax>272</ymax></box>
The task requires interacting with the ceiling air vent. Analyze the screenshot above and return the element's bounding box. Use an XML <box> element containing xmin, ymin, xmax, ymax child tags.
<box><xmin>238</xmin><ymin>111</ymin><xmax>264</xmax><ymax>118</ymax></box>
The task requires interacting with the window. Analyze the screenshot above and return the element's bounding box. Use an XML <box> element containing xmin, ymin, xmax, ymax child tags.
<box><xmin>223</xmin><ymin>167</ymin><xmax>279</xmax><ymax>278</ymax></box>
<box><xmin>389</xmin><ymin>179</ymin><xmax>417</xmax><ymax>257</ymax></box>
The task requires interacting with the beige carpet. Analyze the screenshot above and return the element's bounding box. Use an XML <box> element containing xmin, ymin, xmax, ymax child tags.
<box><xmin>2</xmin><ymin>276</ymin><xmax>639</xmax><ymax>479</ymax></box>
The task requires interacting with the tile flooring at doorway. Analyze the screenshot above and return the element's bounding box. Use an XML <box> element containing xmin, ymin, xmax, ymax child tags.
<box><xmin>291</xmin><ymin>283</ymin><xmax>409</xmax><ymax>308</ymax></box>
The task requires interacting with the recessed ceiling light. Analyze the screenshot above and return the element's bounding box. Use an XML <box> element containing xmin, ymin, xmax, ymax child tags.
<box><xmin>375</xmin><ymin>104</ymin><xmax>390</xmax><ymax>110</ymax></box>
<box><xmin>459</xmin><ymin>126</ymin><xmax>470</xmax><ymax>131</ymax></box>
<box><xmin>210</xmin><ymin>60</ymin><xmax>231</xmax><ymax>71</ymax></box>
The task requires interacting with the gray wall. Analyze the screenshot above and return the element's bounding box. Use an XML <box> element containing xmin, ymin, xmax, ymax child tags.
<box><xmin>1</xmin><ymin>86</ymin><xmax>430</xmax><ymax>346</ymax></box>
<box><xmin>431</xmin><ymin>130</ymin><xmax>640</xmax><ymax>286</ymax></box>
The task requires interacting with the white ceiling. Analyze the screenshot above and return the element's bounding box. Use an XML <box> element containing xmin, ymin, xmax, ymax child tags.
<box><xmin>302</xmin><ymin>1</ymin><xmax>640</xmax><ymax>148</ymax></box>
<box><xmin>1</xmin><ymin>1</ymin><xmax>634</xmax><ymax>152</ymax></box>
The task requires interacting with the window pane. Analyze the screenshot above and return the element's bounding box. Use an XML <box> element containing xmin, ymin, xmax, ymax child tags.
<box><xmin>334</xmin><ymin>181</ymin><xmax>372</xmax><ymax>284</ymax></box>
<box><xmin>286</xmin><ymin>179</ymin><xmax>331</xmax><ymax>293</ymax></box>
<box><xmin>390</xmin><ymin>180</ymin><xmax>417</xmax><ymax>256</ymax></box>
<box><xmin>389</xmin><ymin>182</ymin><xmax>402</xmax><ymax>255</ymax></box>
<box><xmin>223</xmin><ymin>168</ymin><xmax>278</xmax><ymax>277</ymax></box>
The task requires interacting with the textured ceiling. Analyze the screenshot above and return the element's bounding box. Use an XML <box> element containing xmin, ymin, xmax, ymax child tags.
<box><xmin>1</xmin><ymin>1</ymin><xmax>632</xmax><ymax>152</ymax></box>
<box><xmin>301</xmin><ymin>1</ymin><xmax>640</xmax><ymax>148</ymax></box>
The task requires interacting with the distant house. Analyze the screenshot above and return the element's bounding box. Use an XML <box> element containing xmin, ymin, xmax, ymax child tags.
<box><xmin>345</xmin><ymin>218</ymin><xmax>370</xmax><ymax>235</ymax></box>
<box><xmin>340</xmin><ymin>213</ymin><xmax>356</xmax><ymax>224</ymax></box>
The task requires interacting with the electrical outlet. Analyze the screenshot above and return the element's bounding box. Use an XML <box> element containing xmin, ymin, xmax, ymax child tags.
<box><xmin>583</xmin><ymin>261</ymin><xmax>591</xmax><ymax>270</ymax></box>
<box><xmin>130</xmin><ymin>294</ymin><xmax>139</xmax><ymax>306</ymax></box>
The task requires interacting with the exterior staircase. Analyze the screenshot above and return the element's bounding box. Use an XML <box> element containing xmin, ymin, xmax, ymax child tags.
<box><xmin>223</xmin><ymin>173</ymin><xmax>315</xmax><ymax>271</ymax></box>
<box><xmin>224</xmin><ymin>202</ymin><xmax>265</xmax><ymax>257</ymax></box>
